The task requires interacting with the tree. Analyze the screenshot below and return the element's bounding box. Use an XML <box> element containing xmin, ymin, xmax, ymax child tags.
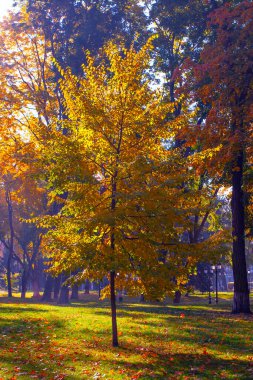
<box><xmin>145</xmin><ymin>1</ymin><xmax>230</xmax><ymax>303</ymax></box>
<box><xmin>182</xmin><ymin>1</ymin><xmax>253</xmax><ymax>313</ymax></box>
<box><xmin>146</xmin><ymin>0</ymin><xmax>223</xmax><ymax>105</ymax></box>
<box><xmin>0</xmin><ymin>11</ymin><xmax>57</xmax><ymax>126</ymax></box>
<box><xmin>37</xmin><ymin>37</ymin><xmax>212</xmax><ymax>346</ymax></box>
<box><xmin>0</xmin><ymin>178</ymin><xmax>15</xmax><ymax>297</ymax></box>
<box><xmin>0</xmin><ymin>10</ymin><xmax>58</xmax><ymax>298</ymax></box>
<box><xmin>18</xmin><ymin>0</ymin><xmax>147</xmax><ymax>75</ymax></box>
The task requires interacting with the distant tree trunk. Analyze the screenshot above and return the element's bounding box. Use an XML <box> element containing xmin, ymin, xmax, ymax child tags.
<box><xmin>58</xmin><ymin>276</ymin><xmax>70</xmax><ymax>305</ymax></box>
<box><xmin>21</xmin><ymin>268</ymin><xmax>29</xmax><ymax>299</ymax></box>
<box><xmin>31</xmin><ymin>238</ymin><xmax>42</xmax><ymax>298</ymax></box>
<box><xmin>6</xmin><ymin>255</ymin><xmax>12</xmax><ymax>298</ymax></box>
<box><xmin>98</xmin><ymin>281</ymin><xmax>101</xmax><ymax>298</ymax></box>
<box><xmin>41</xmin><ymin>274</ymin><xmax>53</xmax><ymax>301</ymax></box>
<box><xmin>84</xmin><ymin>279</ymin><xmax>90</xmax><ymax>294</ymax></box>
<box><xmin>221</xmin><ymin>270</ymin><xmax>227</xmax><ymax>292</ymax></box>
<box><xmin>32</xmin><ymin>279</ymin><xmax>40</xmax><ymax>298</ymax></box>
<box><xmin>32</xmin><ymin>266</ymin><xmax>40</xmax><ymax>298</ymax></box>
<box><xmin>118</xmin><ymin>291</ymin><xmax>123</xmax><ymax>303</ymax></box>
<box><xmin>53</xmin><ymin>276</ymin><xmax>61</xmax><ymax>300</ymax></box>
<box><xmin>231</xmin><ymin>150</ymin><xmax>251</xmax><ymax>314</ymax></box>
<box><xmin>6</xmin><ymin>189</ymin><xmax>14</xmax><ymax>298</ymax></box>
<box><xmin>71</xmin><ymin>283</ymin><xmax>79</xmax><ymax>300</ymax></box>
<box><xmin>110</xmin><ymin>270</ymin><xmax>118</xmax><ymax>347</ymax></box>
<box><xmin>173</xmin><ymin>290</ymin><xmax>181</xmax><ymax>304</ymax></box>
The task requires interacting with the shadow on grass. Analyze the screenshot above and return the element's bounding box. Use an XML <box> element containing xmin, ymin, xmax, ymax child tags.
<box><xmin>0</xmin><ymin>314</ymin><xmax>71</xmax><ymax>379</ymax></box>
<box><xmin>128</xmin><ymin>319</ymin><xmax>253</xmax><ymax>355</ymax></box>
<box><xmin>0</xmin><ymin>306</ymin><xmax>49</xmax><ymax>314</ymax></box>
<box><xmin>91</xmin><ymin>303</ymin><xmax>234</xmax><ymax>322</ymax></box>
<box><xmin>0</xmin><ymin>297</ymin><xmax>253</xmax><ymax>379</ymax></box>
<box><xmin>97</xmin><ymin>351</ymin><xmax>253</xmax><ymax>380</ymax></box>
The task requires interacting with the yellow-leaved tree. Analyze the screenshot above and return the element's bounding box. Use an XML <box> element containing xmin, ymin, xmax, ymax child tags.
<box><xmin>0</xmin><ymin>10</ymin><xmax>58</xmax><ymax>298</ymax></box>
<box><xmin>39</xmin><ymin>38</ymin><xmax>216</xmax><ymax>346</ymax></box>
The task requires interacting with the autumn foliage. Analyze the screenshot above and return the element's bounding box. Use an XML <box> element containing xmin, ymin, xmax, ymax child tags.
<box><xmin>0</xmin><ymin>0</ymin><xmax>252</xmax><ymax>349</ymax></box>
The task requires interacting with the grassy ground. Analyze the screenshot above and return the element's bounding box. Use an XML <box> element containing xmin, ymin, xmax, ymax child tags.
<box><xmin>0</xmin><ymin>293</ymin><xmax>252</xmax><ymax>380</ymax></box>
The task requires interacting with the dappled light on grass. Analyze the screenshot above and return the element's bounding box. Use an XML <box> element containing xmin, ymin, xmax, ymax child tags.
<box><xmin>0</xmin><ymin>296</ymin><xmax>252</xmax><ymax>379</ymax></box>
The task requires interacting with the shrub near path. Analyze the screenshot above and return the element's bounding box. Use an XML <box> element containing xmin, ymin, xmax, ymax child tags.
<box><xmin>0</xmin><ymin>294</ymin><xmax>252</xmax><ymax>380</ymax></box>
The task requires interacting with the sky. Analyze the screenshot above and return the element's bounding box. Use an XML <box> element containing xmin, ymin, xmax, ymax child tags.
<box><xmin>0</xmin><ymin>0</ymin><xmax>14</xmax><ymax>19</ymax></box>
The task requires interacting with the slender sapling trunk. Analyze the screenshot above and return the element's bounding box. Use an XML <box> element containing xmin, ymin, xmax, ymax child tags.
<box><xmin>110</xmin><ymin>270</ymin><xmax>118</xmax><ymax>347</ymax></box>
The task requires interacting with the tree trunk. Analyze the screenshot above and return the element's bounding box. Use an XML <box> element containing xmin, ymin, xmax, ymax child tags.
<box><xmin>41</xmin><ymin>274</ymin><xmax>53</xmax><ymax>302</ymax></box>
<box><xmin>84</xmin><ymin>279</ymin><xmax>90</xmax><ymax>294</ymax></box>
<box><xmin>110</xmin><ymin>270</ymin><xmax>118</xmax><ymax>347</ymax></box>
<box><xmin>58</xmin><ymin>284</ymin><xmax>70</xmax><ymax>304</ymax></box>
<box><xmin>110</xmin><ymin>166</ymin><xmax>119</xmax><ymax>346</ymax></box>
<box><xmin>231</xmin><ymin>150</ymin><xmax>251</xmax><ymax>313</ymax></box>
<box><xmin>58</xmin><ymin>276</ymin><xmax>70</xmax><ymax>305</ymax></box>
<box><xmin>98</xmin><ymin>281</ymin><xmax>101</xmax><ymax>298</ymax></box>
<box><xmin>31</xmin><ymin>237</ymin><xmax>42</xmax><ymax>298</ymax></box>
<box><xmin>118</xmin><ymin>291</ymin><xmax>123</xmax><ymax>303</ymax></box>
<box><xmin>173</xmin><ymin>290</ymin><xmax>181</xmax><ymax>304</ymax></box>
<box><xmin>6</xmin><ymin>255</ymin><xmax>12</xmax><ymax>298</ymax></box>
<box><xmin>32</xmin><ymin>268</ymin><xmax>41</xmax><ymax>299</ymax></box>
<box><xmin>6</xmin><ymin>189</ymin><xmax>14</xmax><ymax>298</ymax></box>
<box><xmin>71</xmin><ymin>283</ymin><xmax>79</xmax><ymax>300</ymax></box>
<box><xmin>53</xmin><ymin>276</ymin><xmax>61</xmax><ymax>300</ymax></box>
<box><xmin>21</xmin><ymin>269</ymin><xmax>29</xmax><ymax>299</ymax></box>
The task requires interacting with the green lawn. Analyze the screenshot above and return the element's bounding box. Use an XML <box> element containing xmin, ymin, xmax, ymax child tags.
<box><xmin>0</xmin><ymin>293</ymin><xmax>252</xmax><ymax>380</ymax></box>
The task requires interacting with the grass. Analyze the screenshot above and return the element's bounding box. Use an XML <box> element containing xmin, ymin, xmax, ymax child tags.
<box><xmin>0</xmin><ymin>292</ymin><xmax>252</xmax><ymax>380</ymax></box>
